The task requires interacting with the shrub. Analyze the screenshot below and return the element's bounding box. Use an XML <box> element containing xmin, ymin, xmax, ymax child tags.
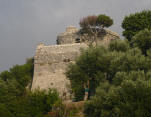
<box><xmin>84</xmin><ymin>72</ymin><xmax>151</xmax><ymax>117</ymax></box>
<box><xmin>131</xmin><ymin>29</ymin><xmax>151</xmax><ymax>55</ymax></box>
<box><xmin>122</xmin><ymin>10</ymin><xmax>151</xmax><ymax>41</ymax></box>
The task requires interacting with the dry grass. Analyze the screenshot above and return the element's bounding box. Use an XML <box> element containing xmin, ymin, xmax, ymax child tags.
<box><xmin>63</xmin><ymin>101</ymin><xmax>85</xmax><ymax>117</ymax></box>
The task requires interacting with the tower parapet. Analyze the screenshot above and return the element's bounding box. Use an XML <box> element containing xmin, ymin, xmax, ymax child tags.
<box><xmin>66</xmin><ymin>26</ymin><xmax>78</xmax><ymax>33</ymax></box>
<box><xmin>57</xmin><ymin>26</ymin><xmax>79</xmax><ymax>45</ymax></box>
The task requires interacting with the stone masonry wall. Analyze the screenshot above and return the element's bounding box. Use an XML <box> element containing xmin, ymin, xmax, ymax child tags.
<box><xmin>57</xmin><ymin>26</ymin><xmax>79</xmax><ymax>45</ymax></box>
<box><xmin>31</xmin><ymin>43</ymin><xmax>88</xmax><ymax>99</ymax></box>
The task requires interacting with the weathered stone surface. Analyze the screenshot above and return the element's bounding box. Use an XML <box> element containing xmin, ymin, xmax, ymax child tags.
<box><xmin>97</xmin><ymin>29</ymin><xmax>120</xmax><ymax>46</ymax></box>
<box><xmin>32</xmin><ymin>43</ymin><xmax>88</xmax><ymax>98</ymax></box>
<box><xmin>57</xmin><ymin>26</ymin><xmax>120</xmax><ymax>45</ymax></box>
<box><xmin>31</xmin><ymin>26</ymin><xmax>120</xmax><ymax>99</ymax></box>
<box><xmin>57</xmin><ymin>26</ymin><xmax>79</xmax><ymax>45</ymax></box>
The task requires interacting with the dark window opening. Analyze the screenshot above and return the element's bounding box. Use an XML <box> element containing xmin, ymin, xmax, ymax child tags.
<box><xmin>63</xmin><ymin>58</ymin><xmax>71</xmax><ymax>62</ymax></box>
<box><xmin>75</xmin><ymin>38</ymin><xmax>80</xmax><ymax>43</ymax></box>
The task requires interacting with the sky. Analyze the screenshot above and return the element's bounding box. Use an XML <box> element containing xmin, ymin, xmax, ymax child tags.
<box><xmin>0</xmin><ymin>0</ymin><xmax>151</xmax><ymax>72</ymax></box>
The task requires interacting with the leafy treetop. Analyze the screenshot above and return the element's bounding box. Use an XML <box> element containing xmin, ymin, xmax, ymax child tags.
<box><xmin>79</xmin><ymin>14</ymin><xmax>113</xmax><ymax>45</ymax></box>
<box><xmin>122</xmin><ymin>10</ymin><xmax>151</xmax><ymax>41</ymax></box>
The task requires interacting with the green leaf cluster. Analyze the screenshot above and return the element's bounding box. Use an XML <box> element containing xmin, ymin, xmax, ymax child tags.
<box><xmin>10</xmin><ymin>89</ymin><xmax>61</xmax><ymax>117</ymax></box>
<box><xmin>66</xmin><ymin>40</ymin><xmax>151</xmax><ymax>101</ymax></box>
<box><xmin>0</xmin><ymin>58</ymin><xmax>62</xmax><ymax>117</ymax></box>
<box><xmin>79</xmin><ymin>14</ymin><xmax>113</xmax><ymax>36</ymax></box>
<box><xmin>66</xmin><ymin>38</ymin><xmax>151</xmax><ymax>116</ymax></box>
<box><xmin>97</xmin><ymin>14</ymin><xmax>113</xmax><ymax>28</ymax></box>
<box><xmin>84</xmin><ymin>71</ymin><xmax>151</xmax><ymax>117</ymax></box>
<box><xmin>131</xmin><ymin>29</ymin><xmax>151</xmax><ymax>55</ymax></box>
<box><xmin>122</xmin><ymin>10</ymin><xmax>151</xmax><ymax>41</ymax></box>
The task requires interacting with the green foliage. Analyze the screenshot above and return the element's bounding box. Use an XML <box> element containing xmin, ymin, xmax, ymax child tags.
<box><xmin>80</xmin><ymin>14</ymin><xmax>113</xmax><ymax>30</ymax></box>
<box><xmin>79</xmin><ymin>14</ymin><xmax>113</xmax><ymax>44</ymax></box>
<box><xmin>67</xmin><ymin>39</ymin><xmax>151</xmax><ymax>116</ymax></box>
<box><xmin>0</xmin><ymin>57</ymin><xmax>63</xmax><ymax>117</ymax></box>
<box><xmin>0</xmin><ymin>58</ymin><xmax>34</xmax><ymax>95</ymax></box>
<box><xmin>10</xmin><ymin>89</ymin><xmax>61</xmax><ymax>117</ymax></box>
<box><xmin>66</xmin><ymin>40</ymin><xmax>151</xmax><ymax>102</ymax></box>
<box><xmin>10</xmin><ymin>61</ymin><xmax>33</xmax><ymax>86</ymax></box>
<box><xmin>0</xmin><ymin>56</ymin><xmax>64</xmax><ymax>117</ymax></box>
<box><xmin>113</xmin><ymin>71</ymin><xmax>151</xmax><ymax>86</ymax></box>
<box><xmin>0</xmin><ymin>79</ymin><xmax>20</xmax><ymax>105</ymax></box>
<box><xmin>0</xmin><ymin>58</ymin><xmax>34</xmax><ymax>110</ymax></box>
<box><xmin>131</xmin><ymin>29</ymin><xmax>151</xmax><ymax>55</ymax></box>
<box><xmin>97</xmin><ymin>14</ymin><xmax>113</xmax><ymax>28</ymax></box>
<box><xmin>80</xmin><ymin>15</ymin><xmax>98</xmax><ymax>29</ymax></box>
<box><xmin>66</xmin><ymin>46</ymin><xmax>108</xmax><ymax>100</ymax></box>
<box><xmin>0</xmin><ymin>104</ymin><xmax>14</xmax><ymax>117</ymax></box>
<box><xmin>109</xmin><ymin>40</ymin><xmax>130</xmax><ymax>52</ymax></box>
<box><xmin>122</xmin><ymin>10</ymin><xmax>151</xmax><ymax>41</ymax></box>
<box><xmin>147</xmin><ymin>48</ymin><xmax>151</xmax><ymax>57</ymax></box>
<box><xmin>0</xmin><ymin>71</ymin><xmax>12</xmax><ymax>81</ymax></box>
<box><xmin>84</xmin><ymin>72</ymin><xmax>151</xmax><ymax>117</ymax></box>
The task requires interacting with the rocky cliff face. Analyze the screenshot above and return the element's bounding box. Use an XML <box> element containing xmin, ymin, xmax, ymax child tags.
<box><xmin>31</xmin><ymin>26</ymin><xmax>120</xmax><ymax>100</ymax></box>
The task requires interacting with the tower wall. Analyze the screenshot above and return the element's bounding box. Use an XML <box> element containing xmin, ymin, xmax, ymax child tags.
<box><xmin>31</xmin><ymin>43</ymin><xmax>88</xmax><ymax>99</ymax></box>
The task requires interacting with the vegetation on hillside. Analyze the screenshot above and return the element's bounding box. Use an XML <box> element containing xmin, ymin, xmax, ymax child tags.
<box><xmin>131</xmin><ymin>29</ymin><xmax>151</xmax><ymax>55</ymax></box>
<box><xmin>66</xmin><ymin>40</ymin><xmax>151</xmax><ymax>101</ymax></box>
<box><xmin>0</xmin><ymin>58</ymin><xmax>62</xmax><ymax>117</ymax></box>
<box><xmin>82</xmin><ymin>41</ymin><xmax>151</xmax><ymax>117</ymax></box>
<box><xmin>66</xmin><ymin>10</ymin><xmax>151</xmax><ymax>117</ymax></box>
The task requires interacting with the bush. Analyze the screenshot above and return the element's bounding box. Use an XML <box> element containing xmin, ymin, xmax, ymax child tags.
<box><xmin>109</xmin><ymin>40</ymin><xmax>130</xmax><ymax>52</ymax></box>
<box><xmin>0</xmin><ymin>104</ymin><xmax>14</xmax><ymax>117</ymax></box>
<box><xmin>122</xmin><ymin>10</ymin><xmax>151</xmax><ymax>41</ymax></box>
<box><xmin>66</xmin><ymin>46</ymin><xmax>108</xmax><ymax>101</ymax></box>
<box><xmin>79</xmin><ymin>14</ymin><xmax>113</xmax><ymax>45</ymax></box>
<box><xmin>84</xmin><ymin>71</ymin><xmax>151</xmax><ymax>117</ymax></box>
<box><xmin>9</xmin><ymin>89</ymin><xmax>61</xmax><ymax>117</ymax></box>
<box><xmin>0</xmin><ymin>58</ymin><xmax>63</xmax><ymax>117</ymax></box>
<box><xmin>66</xmin><ymin>40</ymin><xmax>151</xmax><ymax>101</ymax></box>
<box><xmin>131</xmin><ymin>29</ymin><xmax>151</xmax><ymax>55</ymax></box>
<box><xmin>97</xmin><ymin>14</ymin><xmax>113</xmax><ymax>28</ymax></box>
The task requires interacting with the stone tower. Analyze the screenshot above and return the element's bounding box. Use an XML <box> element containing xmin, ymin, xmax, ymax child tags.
<box><xmin>31</xmin><ymin>26</ymin><xmax>120</xmax><ymax>99</ymax></box>
<box><xmin>57</xmin><ymin>26</ymin><xmax>79</xmax><ymax>45</ymax></box>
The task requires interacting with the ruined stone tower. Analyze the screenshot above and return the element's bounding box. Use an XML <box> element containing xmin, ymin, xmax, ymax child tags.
<box><xmin>31</xmin><ymin>26</ymin><xmax>120</xmax><ymax>99</ymax></box>
<box><xmin>57</xmin><ymin>26</ymin><xmax>79</xmax><ymax>44</ymax></box>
